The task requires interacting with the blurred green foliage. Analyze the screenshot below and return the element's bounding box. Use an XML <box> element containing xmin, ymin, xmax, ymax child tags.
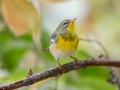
<box><xmin>0</xmin><ymin>0</ymin><xmax>118</xmax><ymax>90</ymax></box>
<box><xmin>0</xmin><ymin>29</ymin><xmax>33</xmax><ymax>71</ymax></box>
<box><xmin>0</xmin><ymin>27</ymin><xmax>116</xmax><ymax>90</ymax></box>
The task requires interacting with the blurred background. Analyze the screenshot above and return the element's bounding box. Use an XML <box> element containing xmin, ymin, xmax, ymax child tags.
<box><xmin>0</xmin><ymin>0</ymin><xmax>120</xmax><ymax>90</ymax></box>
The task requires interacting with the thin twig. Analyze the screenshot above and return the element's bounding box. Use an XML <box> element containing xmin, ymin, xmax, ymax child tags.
<box><xmin>54</xmin><ymin>77</ymin><xmax>59</xmax><ymax>90</ymax></box>
<box><xmin>79</xmin><ymin>38</ymin><xmax>109</xmax><ymax>58</ymax></box>
<box><xmin>0</xmin><ymin>59</ymin><xmax>120</xmax><ymax>90</ymax></box>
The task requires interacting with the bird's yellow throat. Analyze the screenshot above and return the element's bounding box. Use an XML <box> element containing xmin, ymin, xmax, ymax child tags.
<box><xmin>67</xmin><ymin>18</ymin><xmax>76</xmax><ymax>33</ymax></box>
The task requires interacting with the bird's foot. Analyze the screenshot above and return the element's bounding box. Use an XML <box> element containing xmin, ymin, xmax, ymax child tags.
<box><xmin>70</xmin><ymin>56</ymin><xmax>80</xmax><ymax>69</ymax></box>
<box><xmin>58</xmin><ymin>63</ymin><xmax>65</xmax><ymax>73</ymax></box>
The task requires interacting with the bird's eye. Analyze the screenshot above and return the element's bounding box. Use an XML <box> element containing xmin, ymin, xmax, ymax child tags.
<box><xmin>63</xmin><ymin>21</ymin><xmax>68</xmax><ymax>26</ymax></box>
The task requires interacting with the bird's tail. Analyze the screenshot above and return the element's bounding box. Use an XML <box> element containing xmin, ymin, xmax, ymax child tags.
<box><xmin>42</xmin><ymin>47</ymin><xmax>49</xmax><ymax>52</ymax></box>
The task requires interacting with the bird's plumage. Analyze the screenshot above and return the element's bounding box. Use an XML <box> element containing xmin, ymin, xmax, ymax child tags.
<box><xmin>42</xmin><ymin>18</ymin><xmax>78</xmax><ymax>69</ymax></box>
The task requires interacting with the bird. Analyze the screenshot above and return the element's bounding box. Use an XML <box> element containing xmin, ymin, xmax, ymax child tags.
<box><xmin>42</xmin><ymin>18</ymin><xmax>79</xmax><ymax>71</ymax></box>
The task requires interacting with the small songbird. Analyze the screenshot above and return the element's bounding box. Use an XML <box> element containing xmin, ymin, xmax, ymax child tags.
<box><xmin>42</xmin><ymin>18</ymin><xmax>79</xmax><ymax>71</ymax></box>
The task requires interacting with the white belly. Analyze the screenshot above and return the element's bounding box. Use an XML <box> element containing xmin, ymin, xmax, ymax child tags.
<box><xmin>49</xmin><ymin>44</ymin><xmax>76</xmax><ymax>59</ymax></box>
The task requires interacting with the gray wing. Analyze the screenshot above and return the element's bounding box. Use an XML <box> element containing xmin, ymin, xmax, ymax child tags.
<box><xmin>42</xmin><ymin>33</ymin><xmax>57</xmax><ymax>52</ymax></box>
<box><xmin>50</xmin><ymin>33</ymin><xmax>57</xmax><ymax>45</ymax></box>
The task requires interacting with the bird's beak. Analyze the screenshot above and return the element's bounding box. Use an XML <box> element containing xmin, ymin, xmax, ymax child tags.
<box><xmin>67</xmin><ymin>18</ymin><xmax>76</xmax><ymax>32</ymax></box>
<box><xmin>71</xmin><ymin>18</ymin><xmax>76</xmax><ymax>23</ymax></box>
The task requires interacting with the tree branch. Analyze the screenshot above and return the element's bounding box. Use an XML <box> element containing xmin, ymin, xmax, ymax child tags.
<box><xmin>1</xmin><ymin>59</ymin><xmax>120</xmax><ymax>90</ymax></box>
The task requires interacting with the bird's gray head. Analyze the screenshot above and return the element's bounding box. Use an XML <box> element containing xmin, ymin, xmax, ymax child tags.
<box><xmin>56</xmin><ymin>18</ymin><xmax>76</xmax><ymax>35</ymax></box>
<box><xmin>58</xmin><ymin>19</ymin><xmax>70</xmax><ymax>30</ymax></box>
<box><xmin>56</xmin><ymin>19</ymin><xmax>71</xmax><ymax>35</ymax></box>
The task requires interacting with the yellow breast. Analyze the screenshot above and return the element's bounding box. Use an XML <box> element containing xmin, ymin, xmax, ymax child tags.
<box><xmin>57</xmin><ymin>34</ymin><xmax>78</xmax><ymax>51</ymax></box>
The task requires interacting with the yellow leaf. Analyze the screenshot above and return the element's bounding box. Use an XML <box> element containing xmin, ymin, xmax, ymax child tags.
<box><xmin>1</xmin><ymin>0</ymin><xmax>41</xmax><ymax>48</ymax></box>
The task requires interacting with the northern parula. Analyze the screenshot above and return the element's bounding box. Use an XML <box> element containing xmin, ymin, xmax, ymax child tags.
<box><xmin>42</xmin><ymin>18</ymin><xmax>79</xmax><ymax>71</ymax></box>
